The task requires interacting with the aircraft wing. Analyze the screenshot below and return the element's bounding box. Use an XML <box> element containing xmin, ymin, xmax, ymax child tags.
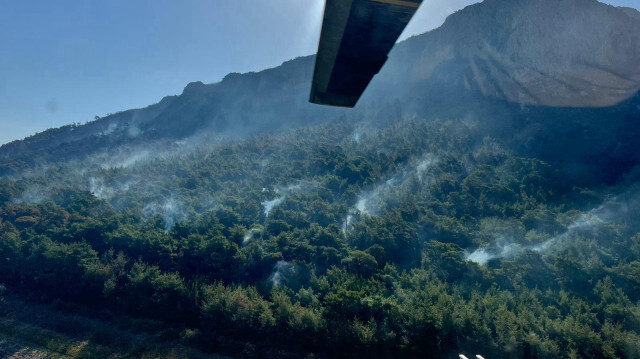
<box><xmin>310</xmin><ymin>0</ymin><xmax>423</xmax><ymax>107</ymax></box>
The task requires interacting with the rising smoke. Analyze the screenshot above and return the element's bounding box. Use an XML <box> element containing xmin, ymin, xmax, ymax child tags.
<box><xmin>89</xmin><ymin>177</ymin><xmax>139</xmax><ymax>201</ymax></box>
<box><xmin>353</xmin><ymin>153</ymin><xmax>437</xmax><ymax>217</ymax></box>
<box><xmin>142</xmin><ymin>196</ymin><xmax>189</xmax><ymax>231</ymax></box>
<box><xmin>243</xmin><ymin>227</ymin><xmax>262</xmax><ymax>245</ymax></box>
<box><xmin>261</xmin><ymin>181</ymin><xmax>316</xmax><ymax>217</ymax></box>
<box><xmin>465</xmin><ymin>194</ymin><xmax>636</xmax><ymax>265</ymax></box>
<box><xmin>262</xmin><ymin>197</ymin><xmax>285</xmax><ymax>217</ymax></box>
<box><xmin>465</xmin><ymin>241</ymin><xmax>526</xmax><ymax>265</ymax></box>
<box><xmin>99</xmin><ymin>150</ymin><xmax>152</xmax><ymax>169</ymax></box>
<box><xmin>102</xmin><ymin>123</ymin><xmax>118</xmax><ymax>136</ymax></box>
<box><xmin>14</xmin><ymin>185</ymin><xmax>52</xmax><ymax>204</ymax></box>
<box><xmin>269</xmin><ymin>260</ymin><xmax>293</xmax><ymax>286</ymax></box>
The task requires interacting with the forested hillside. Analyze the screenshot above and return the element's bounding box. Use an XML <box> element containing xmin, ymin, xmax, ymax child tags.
<box><xmin>2</xmin><ymin>116</ymin><xmax>640</xmax><ymax>358</ymax></box>
<box><xmin>1</xmin><ymin>0</ymin><xmax>640</xmax><ymax>358</ymax></box>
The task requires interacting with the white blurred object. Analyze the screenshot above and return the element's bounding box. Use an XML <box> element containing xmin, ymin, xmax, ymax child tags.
<box><xmin>459</xmin><ymin>356</ymin><xmax>469</xmax><ymax>359</ymax></box>
<box><xmin>476</xmin><ymin>356</ymin><xmax>486</xmax><ymax>359</ymax></box>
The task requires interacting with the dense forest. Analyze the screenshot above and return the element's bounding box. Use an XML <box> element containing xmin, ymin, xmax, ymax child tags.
<box><xmin>1</xmin><ymin>117</ymin><xmax>639</xmax><ymax>358</ymax></box>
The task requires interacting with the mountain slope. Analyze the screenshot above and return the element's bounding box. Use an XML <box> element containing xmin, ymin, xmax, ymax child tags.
<box><xmin>1</xmin><ymin>0</ymin><xmax>639</xmax><ymax>177</ymax></box>
<box><xmin>2</xmin><ymin>1</ymin><xmax>640</xmax><ymax>358</ymax></box>
<box><xmin>381</xmin><ymin>0</ymin><xmax>640</xmax><ymax>107</ymax></box>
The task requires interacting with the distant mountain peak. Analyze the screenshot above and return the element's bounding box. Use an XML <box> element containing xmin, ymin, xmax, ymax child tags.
<box><xmin>182</xmin><ymin>81</ymin><xmax>207</xmax><ymax>95</ymax></box>
<box><xmin>390</xmin><ymin>0</ymin><xmax>640</xmax><ymax>107</ymax></box>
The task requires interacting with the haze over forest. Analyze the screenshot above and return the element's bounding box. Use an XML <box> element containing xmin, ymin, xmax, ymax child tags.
<box><xmin>0</xmin><ymin>0</ymin><xmax>637</xmax><ymax>145</ymax></box>
<box><xmin>1</xmin><ymin>0</ymin><xmax>640</xmax><ymax>358</ymax></box>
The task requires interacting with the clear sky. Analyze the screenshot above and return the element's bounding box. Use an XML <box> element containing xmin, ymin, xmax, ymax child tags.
<box><xmin>0</xmin><ymin>0</ymin><xmax>637</xmax><ymax>145</ymax></box>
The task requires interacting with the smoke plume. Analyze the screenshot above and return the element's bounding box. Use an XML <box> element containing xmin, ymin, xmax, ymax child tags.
<box><xmin>354</xmin><ymin>153</ymin><xmax>437</xmax><ymax>217</ymax></box>
<box><xmin>466</xmin><ymin>192</ymin><xmax>639</xmax><ymax>265</ymax></box>
<box><xmin>142</xmin><ymin>196</ymin><xmax>189</xmax><ymax>230</ymax></box>
<box><xmin>261</xmin><ymin>181</ymin><xmax>315</xmax><ymax>217</ymax></box>
<box><xmin>269</xmin><ymin>260</ymin><xmax>293</xmax><ymax>286</ymax></box>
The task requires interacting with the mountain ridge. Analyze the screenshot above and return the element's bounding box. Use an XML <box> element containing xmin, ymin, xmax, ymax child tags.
<box><xmin>2</xmin><ymin>2</ymin><xmax>640</xmax><ymax>357</ymax></box>
<box><xmin>381</xmin><ymin>0</ymin><xmax>640</xmax><ymax>107</ymax></box>
<box><xmin>1</xmin><ymin>0</ymin><xmax>639</xmax><ymax>178</ymax></box>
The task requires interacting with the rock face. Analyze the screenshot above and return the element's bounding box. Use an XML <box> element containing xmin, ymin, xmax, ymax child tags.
<box><xmin>1</xmin><ymin>0</ymin><xmax>639</xmax><ymax>175</ymax></box>
<box><xmin>383</xmin><ymin>0</ymin><xmax>640</xmax><ymax>107</ymax></box>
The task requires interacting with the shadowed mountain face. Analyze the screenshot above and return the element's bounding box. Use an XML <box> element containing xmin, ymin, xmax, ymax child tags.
<box><xmin>1</xmin><ymin>0</ymin><xmax>639</xmax><ymax>180</ymax></box>
<box><xmin>381</xmin><ymin>0</ymin><xmax>640</xmax><ymax>108</ymax></box>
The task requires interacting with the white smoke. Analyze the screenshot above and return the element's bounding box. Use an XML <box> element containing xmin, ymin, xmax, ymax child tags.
<box><xmin>350</xmin><ymin>123</ymin><xmax>373</xmax><ymax>145</ymax></box>
<box><xmin>14</xmin><ymin>186</ymin><xmax>51</xmax><ymax>204</ymax></box>
<box><xmin>260</xmin><ymin>159</ymin><xmax>270</xmax><ymax>175</ymax></box>
<box><xmin>532</xmin><ymin>212</ymin><xmax>604</xmax><ymax>252</ymax></box>
<box><xmin>89</xmin><ymin>177</ymin><xmax>111</xmax><ymax>200</ymax></box>
<box><xmin>101</xmin><ymin>123</ymin><xmax>118</xmax><ymax>136</ymax></box>
<box><xmin>243</xmin><ymin>227</ymin><xmax>262</xmax><ymax>244</ymax></box>
<box><xmin>100</xmin><ymin>150</ymin><xmax>151</xmax><ymax>169</ymax></box>
<box><xmin>261</xmin><ymin>181</ymin><xmax>315</xmax><ymax>217</ymax></box>
<box><xmin>142</xmin><ymin>196</ymin><xmax>188</xmax><ymax>230</ymax></box>
<box><xmin>262</xmin><ymin>197</ymin><xmax>285</xmax><ymax>217</ymax></box>
<box><xmin>354</xmin><ymin>153</ymin><xmax>437</xmax><ymax>216</ymax></box>
<box><xmin>416</xmin><ymin>156</ymin><xmax>435</xmax><ymax>181</ymax></box>
<box><xmin>269</xmin><ymin>260</ymin><xmax>293</xmax><ymax>286</ymax></box>
<box><xmin>342</xmin><ymin>213</ymin><xmax>356</xmax><ymax>233</ymax></box>
<box><xmin>466</xmin><ymin>200</ymin><xmax>619</xmax><ymax>265</ymax></box>
<box><xmin>88</xmin><ymin>177</ymin><xmax>138</xmax><ymax>201</ymax></box>
<box><xmin>127</xmin><ymin>123</ymin><xmax>142</xmax><ymax>138</ymax></box>
<box><xmin>465</xmin><ymin>242</ymin><xmax>526</xmax><ymax>265</ymax></box>
<box><xmin>355</xmin><ymin>176</ymin><xmax>401</xmax><ymax>216</ymax></box>
<box><xmin>276</xmin><ymin>182</ymin><xmax>315</xmax><ymax>195</ymax></box>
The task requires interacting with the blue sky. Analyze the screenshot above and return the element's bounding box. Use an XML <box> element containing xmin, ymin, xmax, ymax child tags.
<box><xmin>0</xmin><ymin>0</ymin><xmax>637</xmax><ymax>145</ymax></box>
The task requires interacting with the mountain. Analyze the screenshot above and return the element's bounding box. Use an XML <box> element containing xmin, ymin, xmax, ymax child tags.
<box><xmin>382</xmin><ymin>0</ymin><xmax>640</xmax><ymax>107</ymax></box>
<box><xmin>1</xmin><ymin>0</ymin><xmax>639</xmax><ymax>181</ymax></box>
<box><xmin>3</xmin><ymin>1</ymin><xmax>640</xmax><ymax>358</ymax></box>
